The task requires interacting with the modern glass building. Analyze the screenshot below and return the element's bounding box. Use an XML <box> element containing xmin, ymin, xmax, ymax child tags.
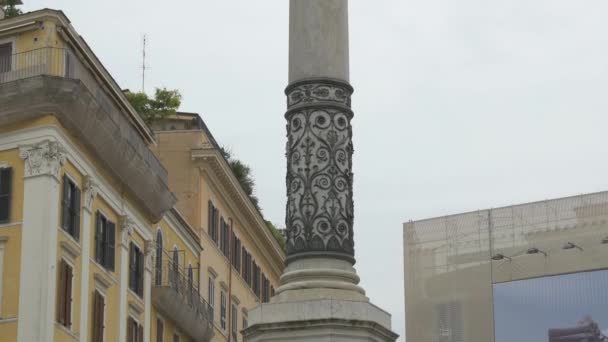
<box><xmin>403</xmin><ymin>192</ymin><xmax>608</xmax><ymax>342</ymax></box>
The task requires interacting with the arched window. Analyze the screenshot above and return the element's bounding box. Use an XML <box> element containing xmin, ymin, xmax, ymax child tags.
<box><xmin>172</xmin><ymin>247</ymin><xmax>179</xmax><ymax>288</ymax></box>
<box><xmin>155</xmin><ymin>230</ymin><xmax>163</xmax><ymax>286</ymax></box>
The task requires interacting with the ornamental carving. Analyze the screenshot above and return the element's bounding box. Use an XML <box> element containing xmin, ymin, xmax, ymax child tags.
<box><xmin>285</xmin><ymin>80</ymin><xmax>355</xmax><ymax>260</ymax></box>
<box><xmin>287</xmin><ymin>81</ymin><xmax>352</xmax><ymax>108</ymax></box>
<box><xmin>19</xmin><ymin>140</ymin><xmax>66</xmax><ymax>179</ymax></box>
<box><xmin>119</xmin><ymin>215</ymin><xmax>135</xmax><ymax>247</ymax></box>
<box><xmin>83</xmin><ymin>176</ymin><xmax>98</xmax><ymax>211</ymax></box>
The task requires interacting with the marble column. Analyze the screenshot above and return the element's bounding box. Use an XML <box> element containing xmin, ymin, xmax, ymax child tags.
<box><xmin>244</xmin><ymin>1</ymin><xmax>398</xmax><ymax>341</ymax></box>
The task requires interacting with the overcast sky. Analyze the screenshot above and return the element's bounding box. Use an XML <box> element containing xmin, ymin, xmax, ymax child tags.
<box><xmin>22</xmin><ymin>1</ymin><xmax>608</xmax><ymax>340</ymax></box>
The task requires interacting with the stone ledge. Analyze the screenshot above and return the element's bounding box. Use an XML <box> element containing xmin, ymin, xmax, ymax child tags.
<box><xmin>243</xmin><ymin>317</ymin><xmax>399</xmax><ymax>342</ymax></box>
<box><xmin>248</xmin><ymin>298</ymin><xmax>394</xmax><ymax>332</ymax></box>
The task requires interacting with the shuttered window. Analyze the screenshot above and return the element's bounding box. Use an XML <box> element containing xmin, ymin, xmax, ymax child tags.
<box><xmin>129</xmin><ymin>243</ymin><xmax>144</xmax><ymax>297</ymax></box>
<box><xmin>220</xmin><ymin>217</ymin><xmax>230</xmax><ymax>257</ymax></box>
<box><xmin>208</xmin><ymin>201</ymin><xmax>219</xmax><ymax>244</ymax></box>
<box><xmin>252</xmin><ymin>261</ymin><xmax>261</xmax><ymax>298</ymax></box>
<box><xmin>220</xmin><ymin>290</ymin><xmax>227</xmax><ymax>331</ymax></box>
<box><xmin>0</xmin><ymin>167</ymin><xmax>12</xmax><ymax>223</ymax></box>
<box><xmin>56</xmin><ymin>259</ymin><xmax>73</xmax><ymax>328</ymax></box>
<box><xmin>231</xmin><ymin>303</ymin><xmax>238</xmax><ymax>341</ymax></box>
<box><xmin>0</xmin><ymin>43</ymin><xmax>12</xmax><ymax>73</ymax></box>
<box><xmin>95</xmin><ymin>212</ymin><xmax>116</xmax><ymax>271</ymax></box>
<box><xmin>261</xmin><ymin>274</ymin><xmax>270</xmax><ymax>303</ymax></box>
<box><xmin>156</xmin><ymin>318</ymin><xmax>164</xmax><ymax>342</ymax></box>
<box><xmin>127</xmin><ymin>317</ymin><xmax>144</xmax><ymax>342</ymax></box>
<box><xmin>208</xmin><ymin>276</ymin><xmax>215</xmax><ymax>321</ymax></box>
<box><xmin>61</xmin><ymin>174</ymin><xmax>81</xmax><ymax>240</ymax></box>
<box><xmin>232</xmin><ymin>232</ymin><xmax>241</xmax><ymax>272</ymax></box>
<box><xmin>92</xmin><ymin>290</ymin><xmax>105</xmax><ymax>342</ymax></box>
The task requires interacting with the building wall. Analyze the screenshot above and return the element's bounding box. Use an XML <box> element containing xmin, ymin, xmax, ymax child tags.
<box><xmin>153</xmin><ymin>126</ymin><xmax>285</xmax><ymax>342</ymax></box>
<box><xmin>404</xmin><ymin>193</ymin><xmax>608</xmax><ymax>342</ymax></box>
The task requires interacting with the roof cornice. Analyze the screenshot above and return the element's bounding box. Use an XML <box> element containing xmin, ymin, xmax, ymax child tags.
<box><xmin>192</xmin><ymin>147</ymin><xmax>285</xmax><ymax>276</ymax></box>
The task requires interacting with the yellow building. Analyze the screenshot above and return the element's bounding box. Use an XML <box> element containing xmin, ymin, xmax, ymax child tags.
<box><xmin>0</xmin><ymin>9</ymin><xmax>214</xmax><ymax>342</ymax></box>
<box><xmin>151</xmin><ymin>113</ymin><xmax>285</xmax><ymax>342</ymax></box>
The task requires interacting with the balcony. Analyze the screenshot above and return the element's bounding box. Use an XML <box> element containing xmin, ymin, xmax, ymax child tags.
<box><xmin>152</xmin><ymin>260</ymin><xmax>214</xmax><ymax>342</ymax></box>
<box><xmin>0</xmin><ymin>47</ymin><xmax>175</xmax><ymax>221</ymax></box>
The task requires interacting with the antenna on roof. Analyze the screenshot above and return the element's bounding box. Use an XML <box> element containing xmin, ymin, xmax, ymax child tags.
<box><xmin>141</xmin><ymin>34</ymin><xmax>148</xmax><ymax>92</ymax></box>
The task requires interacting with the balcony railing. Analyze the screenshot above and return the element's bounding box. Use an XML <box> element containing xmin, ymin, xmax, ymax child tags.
<box><xmin>153</xmin><ymin>261</ymin><xmax>214</xmax><ymax>341</ymax></box>
<box><xmin>0</xmin><ymin>47</ymin><xmax>168</xmax><ymax>183</ymax></box>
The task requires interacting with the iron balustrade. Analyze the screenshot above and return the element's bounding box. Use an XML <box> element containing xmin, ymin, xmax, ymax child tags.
<box><xmin>154</xmin><ymin>260</ymin><xmax>213</xmax><ymax>325</ymax></box>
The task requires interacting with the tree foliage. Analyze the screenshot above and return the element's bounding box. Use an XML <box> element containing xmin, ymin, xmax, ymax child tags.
<box><xmin>1</xmin><ymin>0</ymin><xmax>22</xmax><ymax>18</ymax></box>
<box><xmin>125</xmin><ymin>87</ymin><xmax>182</xmax><ymax>124</ymax></box>
<box><xmin>265</xmin><ymin>220</ymin><xmax>286</xmax><ymax>251</ymax></box>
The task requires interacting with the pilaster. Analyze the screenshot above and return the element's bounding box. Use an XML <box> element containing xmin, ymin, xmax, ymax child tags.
<box><xmin>143</xmin><ymin>240</ymin><xmax>154</xmax><ymax>342</ymax></box>
<box><xmin>79</xmin><ymin>176</ymin><xmax>98</xmax><ymax>342</ymax></box>
<box><xmin>118</xmin><ymin>214</ymin><xmax>135</xmax><ymax>342</ymax></box>
<box><xmin>17</xmin><ymin>140</ymin><xmax>66</xmax><ymax>342</ymax></box>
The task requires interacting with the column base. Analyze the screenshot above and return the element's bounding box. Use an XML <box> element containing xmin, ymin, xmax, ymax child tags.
<box><xmin>244</xmin><ymin>258</ymin><xmax>398</xmax><ymax>341</ymax></box>
<box><xmin>243</xmin><ymin>299</ymin><xmax>398</xmax><ymax>342</ymax></box>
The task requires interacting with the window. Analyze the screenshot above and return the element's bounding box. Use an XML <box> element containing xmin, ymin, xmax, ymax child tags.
<box><xmin>252</xmin><ymin>261</ymin><xmax>260</xmax><ymax>298</ymax></box>
<box><xmin>231</xmin><ymin>303</ymin><xmax>238</xmax><ymax>341</ymax></box>
<box><xmin>242</xmin><ymin>311</ymin><xmax>248</xmax><ymax>331</ymax></box>
<box><xmin>220</xmin><ymin>217</ymin><xmax>230</xmax><ymax>257</ymax></box>
<box><xmin>208</xmin><ymin>201</ymin><xmax>219</xmax><ymax>244</ymax></box>
<box><xmin>0</xmin><ymin>43</ymin><xmax>12</xmax><ymax>73</ymax></box>
<box><xmin>271</xmin><ymin>285</ymin><xmax>275</xmax><ymax>297</ymax></box>
<box><xmin>156</xmin><ymin>318</ymin><xmax>164</xmax><ymax>342</ymax></box>
<box><xmin>56</xmin><ymin>259</ymin><xmax>73</xmax><ymax>328</ymax></box>
<box><xmin>94</xmin><ymin>212</ymin><xmax>115</xmax><ymax>271</ymax></box>
<box><xmin>208</xmin><ymin>276</ymin><xmax>215</xmax><ymax>321</ymax></box>
<box><xmin>241</xmin><ymin>248</ymin><xmax>251</xmax><ymax>286</ymax></box>
<box><xmin>61</xmin><ymin>174</ymin><xmax>81</xmax><ymax>240</ymax></box>
<box><xmin>129</xmin><ymin>243</ymin><xmax>144</xmax><ymax>297</ymax></box>
<box><xmin>0</xmin><ymin>167</ymin><xmax>12</xmax><ymax>223</ymax></box>
<box><xmin>232</xmin><ymin>232</ymin><xmax>241</xmax><ymax>272</ymax></box>
<box><xmin>92</xmin><ymin>290</ymin><xmax>105</xmax><ymax>342</ymax></box>
<box><xmin>127</xmin><ymin>317</ymin><xmax>143</xmax><ymax>342</ymax></box>
<box><xmin>220</xmin><ymin>290</ymin><xmax>227</xmax><ymax>331</ymax></box>
<box><xmin>173</xmin><ymin>333</ymin><xmax>180</xmax><ymax>342</ymax></box>
<box><xmin>261</xmin><ymin>274</ymin><xmax>270</xmax><ymax>303</ymax></box>
<box><xmin>155</xmin><ymin>230</ymin><xmax>163</xmax><ymax>286</ymax></box>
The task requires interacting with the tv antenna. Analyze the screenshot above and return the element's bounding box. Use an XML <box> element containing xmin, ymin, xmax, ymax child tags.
<box><xmin>141</xmin><ymin>34</ymin><xmax>148</xmax><ymax>92</ymax></box>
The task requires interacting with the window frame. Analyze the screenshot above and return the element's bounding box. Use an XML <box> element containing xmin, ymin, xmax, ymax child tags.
<box><xmin>92</xmin><ymin>289</ymin><xmax>106</xmax><ymax>342</ymax></box>
<box><xmin>56</xmin><ymin>258</ymin><xmax>74</xmax><ymax>329</ymax></box>
<box><xmin>220</xmin><ymin>289</ymin><xmax>227</xmax><ymax>331</ymax></box>
<box><xmin>61</xmin><ymin>173</ymin><xmax>81</xmax><ymax>241</ymax></box>
<box><xmin>95</xmin><ymin>211</ymin><xmax>115</xmax><ymax>272</ymax></box>
<box><xmin>0</xmin><ymin>38</ymin><xmax>16</xmax><ymax>73</ymax></box>
<box><xmin>129</xmin><ymin>242</ymin><xmax>145</xmax><ymax>297</ymax></box>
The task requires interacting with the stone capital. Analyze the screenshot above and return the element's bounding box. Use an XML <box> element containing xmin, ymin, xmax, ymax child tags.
<box><xmin>83</xmin><ymin>176</ymin><xmax>98</xmax><ymax>212</ymax></box>
<box><xmin>119</xmin><ymin>215</ymin><xmax>135</xmax><ymax>248</ymax></box>
<box><xmin>19</xmin><ymin>140</ymin><xmax>66</xmax><ymax>180</ymax></box>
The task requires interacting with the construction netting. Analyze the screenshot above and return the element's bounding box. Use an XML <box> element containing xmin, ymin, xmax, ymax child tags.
<box><xmin>404</xmin><ymin>192</ymin><xmax>608</xmax><ymax>342</ymax></box>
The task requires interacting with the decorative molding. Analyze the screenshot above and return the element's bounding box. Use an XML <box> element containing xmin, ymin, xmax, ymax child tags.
<box><xmin>231</xmin><ymin>295</ymin><xmax>241</xmax><ymax>306</ymax></box>
<box><xmin>284</xmin><ymin>79</ymin><xmax>355</xmax><ymax>262</ymax></box>
<box><xmin>128</xmin><ymin>299</ymin><xmax>145</xmax><ymax>316</ymax></box>
<box><xmin>94</xmin><ymin>273</ymin><xmax>113</xmax><ymax>293</ymax></box>
<box><xmin>119</xmin><ymin>215</ymin><xmax>135</xmax><ymax>248</ymax></box>
<box><xmin>208</xmin><ymin>266</ymin><xmax>218</xmax><ymax>278</ymax></box>
<box><xmin>0</xmin><ymin>162</ymin><xmax>9</xmax><ymax>169</ymax></box>
<box><xmin>60</xmin><ymin>240</ymin><xmax>80</xmax><ymax>262</ymax></box>
<box><xmin>19</xmin><ymin>140</ymin><xmax>66</xmax><ymax>180</ymax></box>
<box><xmin>82</xmin><ymin>176</ymin><xmax>98</xmax><ymax>212</ymax></box>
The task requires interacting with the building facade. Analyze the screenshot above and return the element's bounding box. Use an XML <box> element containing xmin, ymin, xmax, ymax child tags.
<box><xmin>404</xmin><ymin>192</ymin><xmax>608</xmax><ymax>342</ymax></box>
<box><xmin>0</xmin><ymin>9</ymin><xmax>214</xmax><ymax>342</ymax></box>
<box><xmin>151</xmin><ymin>113</ymin><xmax>285</xmax><ymax>342</ymax></box>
